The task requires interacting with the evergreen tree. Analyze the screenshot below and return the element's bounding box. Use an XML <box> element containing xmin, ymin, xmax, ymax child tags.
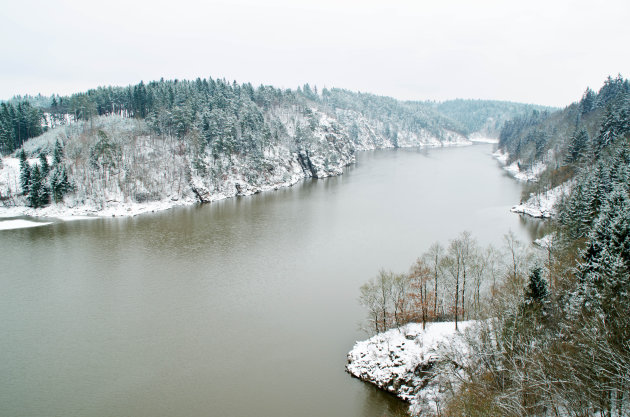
<box><xmin>593</xmin><ymin>97</ymin><xmax>630</xmax><ymax>156</ymax></box>
<box><xmin>39</xmin><ymin>153</ymin><xmax>49</xmax><ymax>178</ymax></box>
<box><xmin>579</xmin><ymin>88</ymin><xmax>596</xmax><ymax>115</ymax></box>
<box><xmin>525</xmin><ymin>266</ymin><xmax>549</xmax><ymax>305</ymax></box>
<box><xmin>565</xmin><ymin>127</ymin><xmax>589</xmax><ymax>164</ymax></box>
<box><xmin>51</xmin><ymin>165</ymin><xmax>71</xmax><ymax>203</ymax></box>
<box><xmin>39</xmin><ymin>175</ymin><xmax>50</xmax><ymax>206</ymax></box>
<box><xmin>28</xmin><ymin>164</ymin><xmax>42</xmax><ymax>208</ymax></box>
<box><xmin>573</xmin><ymin>186</ymin><xmax>630</xmax><ymax>356</ymax></box>
<box><xmin>53</xmin><ymin>139</ymin><xmax>64</xmax><ymax>166</ymax></box>
<box><xmin>19</xmin><ymin>149</ymin><xmax>31</xmax><ymax>195</ymax></box>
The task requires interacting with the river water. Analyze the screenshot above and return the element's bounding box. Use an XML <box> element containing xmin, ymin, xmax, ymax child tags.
<box><xmin>1</xmin><ymin>144</ymin><xmax>543</xmax><ymax>417</ymax></box>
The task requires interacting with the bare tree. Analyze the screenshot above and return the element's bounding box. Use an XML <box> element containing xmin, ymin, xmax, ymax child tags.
<box><xmin>391</xmin><ymin>272</ymin><xmax>411</xmax><ymax>329</ymax></box>
<box><xmin>409</xmin><ymin>258</ymin><xmax>432</xmax><ymax>329</ymax></box>
<box><xmin>359</xmin><ymin>279</ymin><xmax>382</xmax><ymax>334</ymax></box>
<box><xmin>443</xmin><ymin>237</ymin><xmax>465</xmax><ymax>330</ymax></box>
<box><xmin>459</xmin><ymin>231</ymin><xmax>476</xmax><ymax>321</ymax></box>
<box><xmin>359</xmin><ymin>269</ymin><xmax>396</xmax><ymax>334</ymax></box>
<box><xmin>424</xmin><ymin>242</ymin><xmax>444</xmax><ymax>319</ymax></box>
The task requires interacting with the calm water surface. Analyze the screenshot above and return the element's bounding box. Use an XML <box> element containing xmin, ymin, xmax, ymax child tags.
<box><xmin>1</xmin><ymin>144</ymin><xmax>542</xmax><ymax>417</ymax></box>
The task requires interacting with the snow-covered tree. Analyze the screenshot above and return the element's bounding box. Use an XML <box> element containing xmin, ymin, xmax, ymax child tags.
<box><xmin>19</xmin><ymin>149</ymin><xmax>31</xmax><ymax>194</ymax></box>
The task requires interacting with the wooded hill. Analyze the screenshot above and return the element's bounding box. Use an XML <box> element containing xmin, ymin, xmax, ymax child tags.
<box><xmin>1</xmin><ymin>78</ymin><xmax>546</xmax><ymax>211</ymax></box>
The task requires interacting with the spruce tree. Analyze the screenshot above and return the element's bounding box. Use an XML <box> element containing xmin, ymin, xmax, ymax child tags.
<box><xmin>525</xmin><ymin>266</ymin><xmax>549</xmax><ymax>305</ymax></box>
<box><xmin>19</xmin><ymin>149</ymin><xmax>31</xmax><ymax>195</ymax></box>
<box><xmin>579</xmin><ymin>88</ymin><xmax>596</xmax><ymax>115</ymax></box>
<box><xmin>51</xmin><ymin>165</ymin><xmax>71</xmax><ymax>203</ymax></box>
<box><xmin>28</xmin><ymin>164</ymin><xmax>42</xmax><ymax>208</ymax></box>
<box><xmin>566</xmin><ymin>127</ymin><xmax>589</xmax><ymax>164</ymax></box>
<box><xmin>53</xmin><ymin>139</ymin><xmax>64</xmax><ymax>166</ymax></box>
<box><xmin>39</xmin><ymin>153</ymin><xmax>49</xmax><ymax>177</ymax></box>
<box><xmin>574</xmin><ymin>186</ymin><xmax>630</xmax><ymax>350</ymax></box>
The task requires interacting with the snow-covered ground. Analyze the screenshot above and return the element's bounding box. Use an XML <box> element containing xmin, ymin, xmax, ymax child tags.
<box><xmin>347</xmin><ymin>321</ymin><xmax>476</xmax><ymax>416</ymax></box>
<box><xmin>493</xmin><ymin>149</ymin><xmax>546</xmax><ymax>182</ymax></box>
<box><xmin>511</xmin><ymin>182</ymin><xmax>571</xmax><ymax>218</ymax></box>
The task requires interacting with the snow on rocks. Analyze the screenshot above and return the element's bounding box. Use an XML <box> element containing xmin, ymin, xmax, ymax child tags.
<box><xmin>347</xmin><ymin>321</ymin><xmax>476</xmax><ymax>416</ymax></box>
<box><xmin>511</xmin><ymin>182</ymin><xmax>571</xmax><ymax>218</ymax></box>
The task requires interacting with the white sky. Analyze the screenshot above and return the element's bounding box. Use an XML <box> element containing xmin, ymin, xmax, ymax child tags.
<box><xmin>1</xmin><ymin>0</ymin><xmax>628</xmax><ymax>106</ymax></box>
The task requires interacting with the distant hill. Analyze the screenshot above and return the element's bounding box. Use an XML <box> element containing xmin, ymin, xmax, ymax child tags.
<box><xmin>433</xmin><ymin>99</ymin><xmax>556</xmax><ymax>136</ymax></box>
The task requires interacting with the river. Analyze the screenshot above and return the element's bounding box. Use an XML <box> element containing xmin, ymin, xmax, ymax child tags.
<box><xmin>0</xmin><ymin>144</ymin><xmax>543</xmax><ymax>417</ymax></box>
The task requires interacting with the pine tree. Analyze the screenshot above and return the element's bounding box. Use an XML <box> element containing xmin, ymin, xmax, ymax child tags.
<box><xmin>39</xmin><ymin>175</ymin><xmax>50</xmax><ymax>206</ymax></box>
<box><xmin>525</xmin><ymin>266</ymin><xmax>549</xmax><ymax>305</ymax></box>
<box><xmin>39</xmin><ymin>153</ymin><xmax>49</xmax><ymax>178</ymax></box>
<box><xmin>579</xmin><ymin>88</ymin><xmax>596</xmax><ymax>115</ymax></box>
<box><xmin>566</xmin><ymin>127</ymin><xmax>589</xmax><ymax>164</ymax></box>
<box><xmin>19</xmin><ymin>149</ymin><xmax>31</xmax><ymax>195</ymax></box>
<box><xmin>53</xmin><ymin>139</ymin><xmax>64</xmax><ymax>166</ymax></box>
<box><xmin>51</xmin><ymin>165</ymin><xmax>71</xmax><ymax>203</ymax></box>
<box><xmin>28</xmin><ymin>164</ymin><xmax>42</xmax><ymax>208</ymax></box>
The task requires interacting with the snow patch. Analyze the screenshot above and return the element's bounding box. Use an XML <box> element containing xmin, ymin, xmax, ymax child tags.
<box><xmin>0</xmin><ymin>219</ymin><xmax>52</xmax><ymax>230</ymax></box>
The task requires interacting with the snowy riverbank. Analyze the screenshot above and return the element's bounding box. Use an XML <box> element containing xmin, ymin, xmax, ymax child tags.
<box><xmin>347</xmin><ymin>321</ymin><xmax>476</xmax><ymax>416</ymax></box>
<box><xmin>510</xmin><ymin>182</ymin><xmax>571</xmax><ymax>218</ymax></box>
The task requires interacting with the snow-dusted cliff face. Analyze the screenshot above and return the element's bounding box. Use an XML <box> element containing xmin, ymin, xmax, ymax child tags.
<box><xmin>1</xmin><ymin>105</ymin><xmax>470</xmax><ymax>220</ymax></box>
<box><xmin>347</xmin><ymin>321</ymin><xmax>475</xmax><ymax>417</ymax></box>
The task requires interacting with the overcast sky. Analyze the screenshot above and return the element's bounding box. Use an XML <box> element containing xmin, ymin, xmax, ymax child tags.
<box><xmin>1</xmin><ymin>0</ymin><xmax>628</xmax><ymax>106</ymax></box>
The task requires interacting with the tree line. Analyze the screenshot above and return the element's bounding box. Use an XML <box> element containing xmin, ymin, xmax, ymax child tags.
<box><xmin>359</xmin><ymin>231</ymin><xmax>532</xmax><ymax>335</ymax></box>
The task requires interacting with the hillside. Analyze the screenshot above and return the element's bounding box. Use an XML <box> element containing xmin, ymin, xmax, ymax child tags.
<box><xmin>433</xmin><ymin>99</ymin><xmax>555</xmax><ymax>137</ymax></box>
<box><xmin>494</xmin><ymin>75</ymin><xmax>630</xmax><ymax>217</ymax></box>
